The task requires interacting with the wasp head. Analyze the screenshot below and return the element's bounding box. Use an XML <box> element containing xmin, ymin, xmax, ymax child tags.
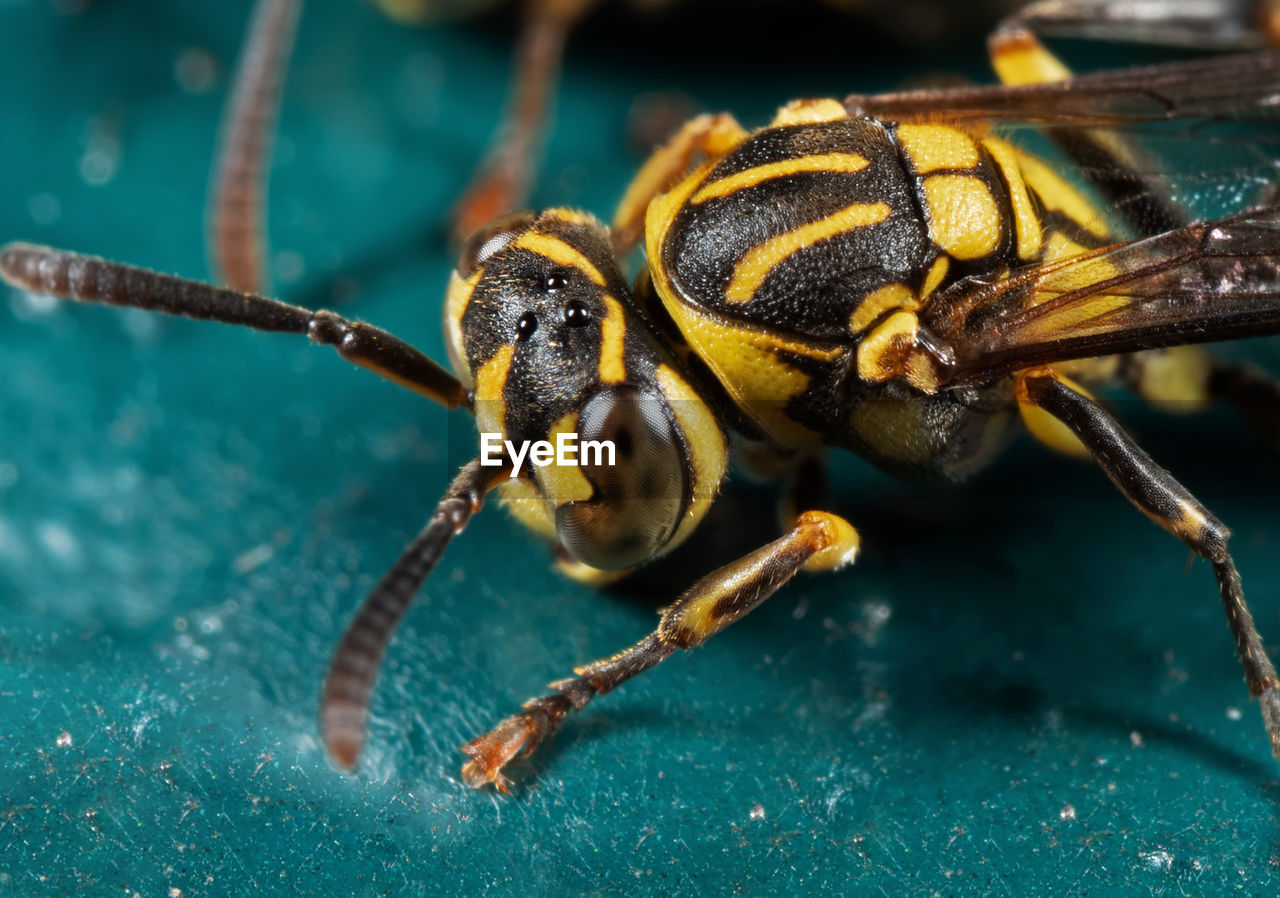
<box><xmin>443</xmin><ymin>209</ymin><xmax>727</xmax><ymax>570</ymax></box>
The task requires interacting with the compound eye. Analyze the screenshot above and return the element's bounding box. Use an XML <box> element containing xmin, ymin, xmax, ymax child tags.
<box><xmin>456</xmin><ymin>210</ymin><xmax>538</xmax><ymax>279</ymax></box>
<box><xmin>554</xmin><ymin>386</ymin><xmax>685</xmax><ymax>570</ymax></box>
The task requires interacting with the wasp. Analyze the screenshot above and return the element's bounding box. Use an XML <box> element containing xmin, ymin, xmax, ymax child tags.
<box><xmin>5</xmin><ymin>21</ymin><xmax>1280</xmax><ymax>793</ymax></box>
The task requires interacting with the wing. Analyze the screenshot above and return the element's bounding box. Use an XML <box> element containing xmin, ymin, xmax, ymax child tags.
<box><xmin>1006</xmin><ymin>0</ymin><xmax>1277</xmax><ymax>51</ymax></box>
<box><xmin>844</xmin><ymin>50</ymin><xmax>1280</xmax><ymax>126</ymax></box>
<box><xmin>924</xmin><ymin>206</ymin><xmax>1280</xmax><ymax>387</ymax></box>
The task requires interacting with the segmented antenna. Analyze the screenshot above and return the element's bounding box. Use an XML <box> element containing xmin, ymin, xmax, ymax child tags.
<box><xmin>322</xmin><ymin>458</ymin><xmax>499</xmax><ymax>770</ymax></box>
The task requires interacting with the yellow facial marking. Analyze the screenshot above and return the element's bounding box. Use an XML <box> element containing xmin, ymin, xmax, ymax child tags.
<box><xmin>921</xmin><ymin>256</ymin><xmax>950</xmax><ymax>299</ymax></box>
<box><xmin>497</xmin><ymin>477</ymin><xmax>557</xmax><ymax>540</ymax></box>
<box><xmin>537</xmin><ymin>412</ymin><xmax>596</xmax><ymax>507</ymax></box>
<box><xmin>654</xmin><ymin>364</ymin><xmax>728</xmax><ymax>547</ymax></box>
<box><xmin>725</xmin><ymin>202</ymin><xmax>892</xmax><ymax>303</ymax></box>
<box><xmin>513</xmin><ymin>231</ymin><xmax>606</xmax><ymax>286</ymax></box>
<box><xmin>598</xmin><ymin>294</ymin><xmax>627</xmax><ymax>384</ymax></box>
<box><xmin>982</xmin><ymin>137</ymin><xmax>1043</xmax><ymax>261</ymax></box>
<box><xmin>691</xmin><ymin>153</ymin><xmax>870</xmax><ymax>205</ymax></box>
<box><xmin>848</xmin><ymin>283</ymin><xmax>918</xmax><ymax>334</ymax></box>
<box><xmin>771</xmin><ymin>98</ymin><xmax>848</xmax><ymax>126</ymax></box>
<box><xmin>1018</xmin><ymin>154</ymin><xmax>1110</xmax><ymax>239</ymax></box>
<box><xmin>555</xmin><ymin>555</ymin><xmax>632</xmax><ymax>586</ymax></box>
<box><xmin>857</xmin><ymin>310</ymin><xmax>918</xmax><ymax>382</ymax></box>
<box><xmin>922</xmin><ymin>174</ymin><xmax>1002</xmax><ymax>261</ymax></box>
<box><xmin>897</xmin><ymin>124</ymin><xmax>980</xmax><ymax>174</ymax></box>
<box><xmin>473</xmin><ymin>344</ymin><xmax>515</xmax><ymax>438</ymax></box>
<box><xmin>444</xmin><ymin>270</ymin><xmax>480</xmax><ymax>387</ymax></box>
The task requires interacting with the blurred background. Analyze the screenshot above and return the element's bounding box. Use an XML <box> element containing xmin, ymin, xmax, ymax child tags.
<box><xmin>2</xmin><ymin>0</ymin><xmax>1280</xmax><ymax>893</ymax></box>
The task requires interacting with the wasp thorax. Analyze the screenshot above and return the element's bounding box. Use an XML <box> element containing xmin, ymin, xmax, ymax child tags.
<box><xmin>553</xmin><ymin>386</ymin><xmax>685</xmax><ymax>570</ymax></box>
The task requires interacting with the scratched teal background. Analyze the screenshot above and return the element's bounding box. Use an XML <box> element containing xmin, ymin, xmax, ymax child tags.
<box><xmin>2</xmin><ymin>1</ymin><xmax>1280</xmax><ymax>895</ymax></box>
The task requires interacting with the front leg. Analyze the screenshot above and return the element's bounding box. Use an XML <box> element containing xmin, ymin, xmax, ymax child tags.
<box><xmin>460</xmin><ymin>510</ymin><xmax>860</xmax><ymax>792</ymax></box>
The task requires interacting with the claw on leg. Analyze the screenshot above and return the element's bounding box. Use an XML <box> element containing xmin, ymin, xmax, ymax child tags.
<box><xmin>460</xmin><ymin>695</ymin><xmax>573</xmax><ymax>792</ymax></box>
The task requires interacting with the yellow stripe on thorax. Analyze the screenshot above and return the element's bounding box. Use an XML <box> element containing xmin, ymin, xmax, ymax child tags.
<box><xmin>896</xmin><ymin>125</ymin><xmax>980</xmax><ymax>173</ymax></box>
<box><xmin>725</xmin><ymin>202</ymin><xmax>892</xmax><ymax>303</ymax></box>
<box><xmin>690</xmin><ymin>153</ymin><xmax>869</xmax><ymax>204</ymax></box>
<box><xmin>981</xmin><ymin>137</ymin><xmax>1043</xmax><ymax>262</ymax></box>
<box><xmin>513</xmin><ymin>231</ymin><xmax>606</xmax><ymax>285</ymax></box>
<box><xmin>921</xmin><ymin>174</ymin><xmax>1002</xmax><ymax>261</ymax></box>
<box><xmin>662</xmin><ymin>296</ymin><xmax>843</xmax><ymax>446</ymax></box>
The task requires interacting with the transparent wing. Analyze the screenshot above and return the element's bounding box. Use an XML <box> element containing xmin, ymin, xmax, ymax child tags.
<box><xmin>844</xmin><ymin>50</ymin><xmax>1280</xmax><ymax>126</ymax></box>
<box><xmin>926</xmin><ymin>207</ymin><xmax>1280</xmax><ymax>386</ymax></box>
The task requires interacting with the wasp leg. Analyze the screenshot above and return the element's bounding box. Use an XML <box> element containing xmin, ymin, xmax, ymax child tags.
<box><xmin>451</xmin><ymin>0</ymin><xmax>598</xmax><ymax>244</ymax></box>
<box><xmin>323</xmin><ymin>457</ymin><xmax>509</xmax><ymax>769</ymax></box>
<box><xmin>988</xmin><ymin>24</ymin><xmax>1186</xmax><ymax>235</ymax></box>
<box><xmin>210</xmin><ymin>0</ymin><xmax>302</xmax><ymax>293</ymax></box>
<box><xmin>0</xmin><ymin>244</ymin><xmax>468</xmax><ymax>409</ymax></box>
<box><xmin>459</xmin><ymin>510</ymin><xmax>860</xmax><ymax>792</ymax></box>
<box><xmin>611</xmin><ymin>113</ymin><xmax>748</xmax><ymax>255</ymax></box>
<box><xmin>1121</xmin><ymin>347</ymin><xmax>1280</xmax><ymax>449</ymax></box>
<box><xmin>1018</xmin><ymin>368</ymin><xmax>1280</xmax><ymax>756</ymax></box>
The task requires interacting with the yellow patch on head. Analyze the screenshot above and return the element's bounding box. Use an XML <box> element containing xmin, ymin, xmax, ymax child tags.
<box><xmin>496</xmin><ymin>477</ymin><xmax>557</xmax><ymax>541</ymax></box>
<box><xmin>922</xmin><ymin>174</ymin><xmax>1002</xmax><ymax>261</ymax></box>
<box><xmin>897</xmin><ymin>124</ymin><xmax>980</xmax><ymax>174</ymax></box>
<box><xmin>597</xmin><ymin>294</ymin><xmax>627</xmax><ymax>384</ymax></box>
<box><xmin>691</xmin><ymin>153</ymin><xmax>870</xmax><ymax>205</ymax></box>
<box><xmin>537</xmin><ymin>412</ymin><xmax>596</xmax><ymax>507</ymax></box>
<box><xmin>473</xmin><ymin>344</ymin><xmax>515</xmax><ymax>438</ymax></box>
<box><xmin>514</xmin><ymin>231</ymin><xmax>606</xmax><ymax>286</ymax></box>
<box><xmin>653</xmin><ymin>364</ymin><xmax>728</xmax><ymax>548</ymax></box>
<box><xmin>725</xmin><ymin>202</ymin><xmax>892</xmax><ymax>303</ymax></box>
<box><xmin>444</xmin><ymin>270</ymin><xmax>480</xmax><ymax>387</ymax></box>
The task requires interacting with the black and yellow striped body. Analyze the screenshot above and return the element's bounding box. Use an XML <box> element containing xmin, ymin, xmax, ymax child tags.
<box><xmin>645</xmin><ymin>103</ymin><xmax>1114</xmax><ymax>479</ymax></box>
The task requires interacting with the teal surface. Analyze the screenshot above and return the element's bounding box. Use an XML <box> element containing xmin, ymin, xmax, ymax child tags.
<box><xmin>3</xmin><ymin>2</ymin><xmax>1280</xmax><ymax>895</ymax></box>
